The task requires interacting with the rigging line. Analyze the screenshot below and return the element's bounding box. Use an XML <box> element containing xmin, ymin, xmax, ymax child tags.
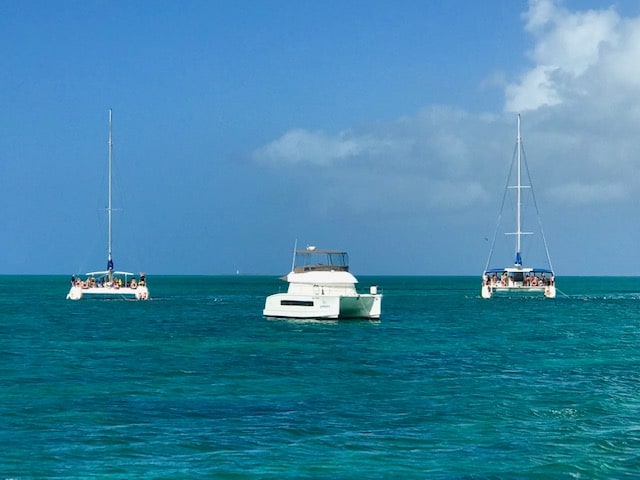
<box><xmin>520</xmin><ymin>141</ymin><xmax>555</xmax><ymax>273</ymax></box>
<box><xmin>484</xmin><ymin>141</ymin><xmax>518</xmax><ymax>272</ymax></box>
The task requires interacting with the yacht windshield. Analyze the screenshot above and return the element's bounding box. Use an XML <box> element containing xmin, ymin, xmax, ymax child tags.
<box><xmin>294</xmin><ymin>249</ymin><xmax>349</xmax><ymax>272</ymax></box>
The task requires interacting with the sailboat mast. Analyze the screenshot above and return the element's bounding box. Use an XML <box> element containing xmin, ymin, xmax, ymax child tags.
<box><xmin>108</xmin><ymin>108</ymin><xmax>113</xmax><ymax>280</ymax></box>
<box><xmin>516</xmin><ymin>113</ymin><xmax>522</xmax><ymax>261</ymax></box>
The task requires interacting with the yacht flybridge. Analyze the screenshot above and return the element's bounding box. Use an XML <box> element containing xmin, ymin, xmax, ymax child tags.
<box><xmin>481</xmin><ymin>115</ymin><xmax>556</xmax><ymax>299</ymax></box>
<box><xmin>67</xmin><ymin>109</ymin><xmax>149</xmax><ymax>301</ymax></box>
<box><xmin>263</xmin><ymin>245</ymin><xmax>382</xmax><ymax>319</ymax></box>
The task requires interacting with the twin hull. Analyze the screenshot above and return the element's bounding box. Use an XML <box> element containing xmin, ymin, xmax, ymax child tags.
<box><xmin>481</xmin><ymin>284</ymin><xmax>556</xmax><ymax>299</ymax></box>
<box><xmin>67</xmin><ymin>285</ymin><xmax>149</xmax><ymax>300</ymax></box>
<box><xmin>263</xmin><ymin>292</ymin><xmax>382</xmax><ymax>319</ymax></box>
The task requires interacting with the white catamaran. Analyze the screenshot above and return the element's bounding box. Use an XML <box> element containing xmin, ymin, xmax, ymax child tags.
<box><xmin>481</xmin><ymin>115</ymin><xmax>556</xmax><ymax>299</ymax></box>
<box><xmin>67</xmin><ymin>109</ymin><xmax>149</xmax><ymax>300</ymax></box>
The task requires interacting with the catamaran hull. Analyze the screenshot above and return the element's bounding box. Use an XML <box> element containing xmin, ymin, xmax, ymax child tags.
<box><xmin>66</xmin><ymin>285</ymin><xmax>149</xmax><ymax>300</ymax></box>
<box><xmin>481</xmin><ymin>284</ymin><xmax>556</xmax><ymax>299</ymax></box>
<box><xmin>263</xmin><ymin>293</ymin><xmax>381</xmax><ymax>319</ymax></box>
<box><xmin>339</xmin><ymin>295</ymin><xmax>382</xmax><ymax>318</ymax></box>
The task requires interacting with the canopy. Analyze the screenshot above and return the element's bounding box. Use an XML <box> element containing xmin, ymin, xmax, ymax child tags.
<box><xmin>484</xmin><ymin>267</ymin><xmax>553</xmax><ymax>274</ymax></box>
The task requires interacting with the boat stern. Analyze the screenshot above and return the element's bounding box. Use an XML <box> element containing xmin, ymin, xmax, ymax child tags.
<box><xmin>263</xmin><ymin>293</ymin><xmax>341</xmax><ymax>319</ymax></box>
<box><xmin>134</xmin><ymin>286</ymin><xmax>150</xmax><ymax>300</ymax></box>
<box><xmin>338</xmin><ymin>292</ymin><xmax>382</xmax><ymax>319</ymax></box>
<box><xmin>66</xmin><ymin>284</ymin><xmax>150</xmax><ymax>300</ymax></box>
<box><xmin>66</xmin><ymin>286</ymin><xmax>83</xmax><ymax>300</ymax></box>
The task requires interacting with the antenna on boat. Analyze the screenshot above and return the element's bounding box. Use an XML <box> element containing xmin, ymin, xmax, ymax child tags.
<box><xmin>290</xmin><ymin>239</ymin><xmax>298</xmax><ymax>272</ymax></box>
<box><xmin>107</xmin><ymin>108</ymin><xmax>114</xmax><ymax>282</ymax></box>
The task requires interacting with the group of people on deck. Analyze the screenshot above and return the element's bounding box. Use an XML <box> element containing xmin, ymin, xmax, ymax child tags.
<box><xmin>484</xmin><ymin>271</ymin><xmax>555</xmax><ymax>287</ymax></box>
<box><xmin>70</xmin><ymin>273</ymin><xmax>146</xmax><ymax>289</ymax></box>
<box><xmin>522</xmin><ymin>273</ymin><xmax>554</xmax><ymax>287</ymax></box>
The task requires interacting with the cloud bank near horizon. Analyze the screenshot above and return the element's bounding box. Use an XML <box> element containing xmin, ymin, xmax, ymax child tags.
<box><xmin>252</xmin><ymin>0</ymin><xmax>640</xmax><ymax>216</ymax></box>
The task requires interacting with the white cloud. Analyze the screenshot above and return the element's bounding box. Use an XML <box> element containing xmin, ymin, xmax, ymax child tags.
<box><xmin>252</xmin><ymin>128</ymin><xmax>384</xmax><ymax>167</ymax></box>
<box><xmin>506</xmin><ymin>0</ymin><xmax>622</xmax><ymax>112</ymax></box>
<box><xmin>525</xmin><ymin>0</ymin><xmax>618</xmax><ymax>76</ymax></box>
<box><xmin>252</xmin><ymin>107</ymin><xmax>501</xmax><ymax>215</ymax></box>
<box><xmin>253</xmin><ymin>0</ymin><xmax>640</xmax><ymax>222</ymax></box>
<box><xmin>601</xmin><ymin>16</ymin><xmax>640</xmax><ymax>90</ymax></box>
<box><xmin>505</xmin><ymin>65</ymin><xmax>563</xmax><ymax>112</ymax></box>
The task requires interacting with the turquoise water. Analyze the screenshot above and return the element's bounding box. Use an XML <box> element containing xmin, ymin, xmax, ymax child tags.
<box><xmin>2</xmin><ymin>275</ymin><xmax>640</xmax><ymax>478</ymax></box>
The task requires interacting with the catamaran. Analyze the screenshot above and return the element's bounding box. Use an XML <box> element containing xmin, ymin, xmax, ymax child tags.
<box><xmin>481</xmin><ymin>115</ymin><xmax>556</xmax><ymax>299</ymax></box>
<box><xmin>67</xmin><ymin>109</ymin><xmax>149</xmax><ymax>300</ymax></box>
<box><xmin>263</xmin><ymin>244</ymin><xmax>382</xmax><ymax>319</ymax></box>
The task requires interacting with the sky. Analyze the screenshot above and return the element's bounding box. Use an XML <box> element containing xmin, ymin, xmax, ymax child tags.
<box><xmin>2</xmin><ymin>0</ymin><xmax>640</xmax><ymax>276</ymax></box>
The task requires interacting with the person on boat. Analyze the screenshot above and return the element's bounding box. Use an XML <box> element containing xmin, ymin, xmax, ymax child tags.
<box><xmin>139</xmin><ymin>273</ymin><xmax>146</xmax><ymax>286</ymax></box>
<box><xmin>70</xmin><ymin>275</ymin><xmax>75</xmax><ymax>286</ymax></box>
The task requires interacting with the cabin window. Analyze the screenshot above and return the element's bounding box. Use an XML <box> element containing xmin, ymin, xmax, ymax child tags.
<box><xmin>513</xmin><ymin>272</ymin><xmax>524</xmax><ymax>282</ymax></box>
<box><xmin>281</xmin><ymin>300</ymin><xmax>314</xmax><ymax>307</ymax></box>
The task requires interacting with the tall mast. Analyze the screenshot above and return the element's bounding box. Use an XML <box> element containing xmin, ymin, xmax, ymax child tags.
<box><xmin>107</xmin><ymin>108</ymin><xmax>114</xmax><ymax>280</ymax></box>
<box><xmin>484</xmin><ymin>114</ymin><xmax>539</xmax><ymax>274</ymax></box>
<box><xmin>516</xmin><ymin>113</ymin><xmax>522</xmax><ymax>264</ymax></box>
<box><xmin>507</xmin><ymin>114</ymin><xmax>530</xmax><ymax>266</ymax></box>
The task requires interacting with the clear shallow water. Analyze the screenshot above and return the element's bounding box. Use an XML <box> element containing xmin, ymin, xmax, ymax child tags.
<box><xmin>2</xmin><ymin>275</ymin><xmax>640</xmax><ymax>478</ymax></box>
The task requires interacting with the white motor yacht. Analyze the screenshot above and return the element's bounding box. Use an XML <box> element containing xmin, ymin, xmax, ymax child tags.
<box><xmin>263</xmin><ymin>246</ymin><xmax>382</xmax><ymax>319</ymax></box>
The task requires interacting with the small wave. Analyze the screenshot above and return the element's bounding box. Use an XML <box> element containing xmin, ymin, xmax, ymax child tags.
<box><xmin>559</xmin><ymin>294</ymin><xmax>640</xmax><ymax>301</ymax></box>
<box><xmin>531</xmin><ymin>407</ymin><xmax>579</xmax><ymax>419</ymax></box>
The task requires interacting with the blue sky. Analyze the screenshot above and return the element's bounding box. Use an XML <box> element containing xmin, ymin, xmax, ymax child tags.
<box><xmin>2</xmin><ymin>0</ymin><xmax>640</xmax><ymax>276</ymax></box>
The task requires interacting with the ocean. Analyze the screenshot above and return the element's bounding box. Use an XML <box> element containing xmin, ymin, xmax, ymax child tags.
<box><xmin>2</xmin><ymin>275</ymin><xmax>640</xmax><ymax>479</ymax></box>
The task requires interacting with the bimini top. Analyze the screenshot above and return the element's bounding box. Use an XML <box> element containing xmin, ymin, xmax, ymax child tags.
<box><xmin>292</xmin><ymin>247</ymin><xmax>350</xmax><ymax>273</ymax></box>
<box><xmin>86</xmin><ymin>270</ymin><xmax>135</xmax><ymax>276</ymax></box>
<box><xmin>484</xmin><ymin>267</ymin><xmax>553</xmax><ymax>275</ymax></box>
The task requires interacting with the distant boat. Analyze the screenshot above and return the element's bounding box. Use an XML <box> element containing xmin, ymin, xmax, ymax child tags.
<box><xmin>263</xmin><ymin>244</ymin><xmax>382</xmax><ymax>319</ymax></box>
<box><xmin>67</xmin><ymin>109</ymin><xmax>149</xmax><ymax>300</ymax></box>
<box><xmin>481</xmin><ymin>115</ymin><xmax>556</xmax><ymax>299</ymax></box>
